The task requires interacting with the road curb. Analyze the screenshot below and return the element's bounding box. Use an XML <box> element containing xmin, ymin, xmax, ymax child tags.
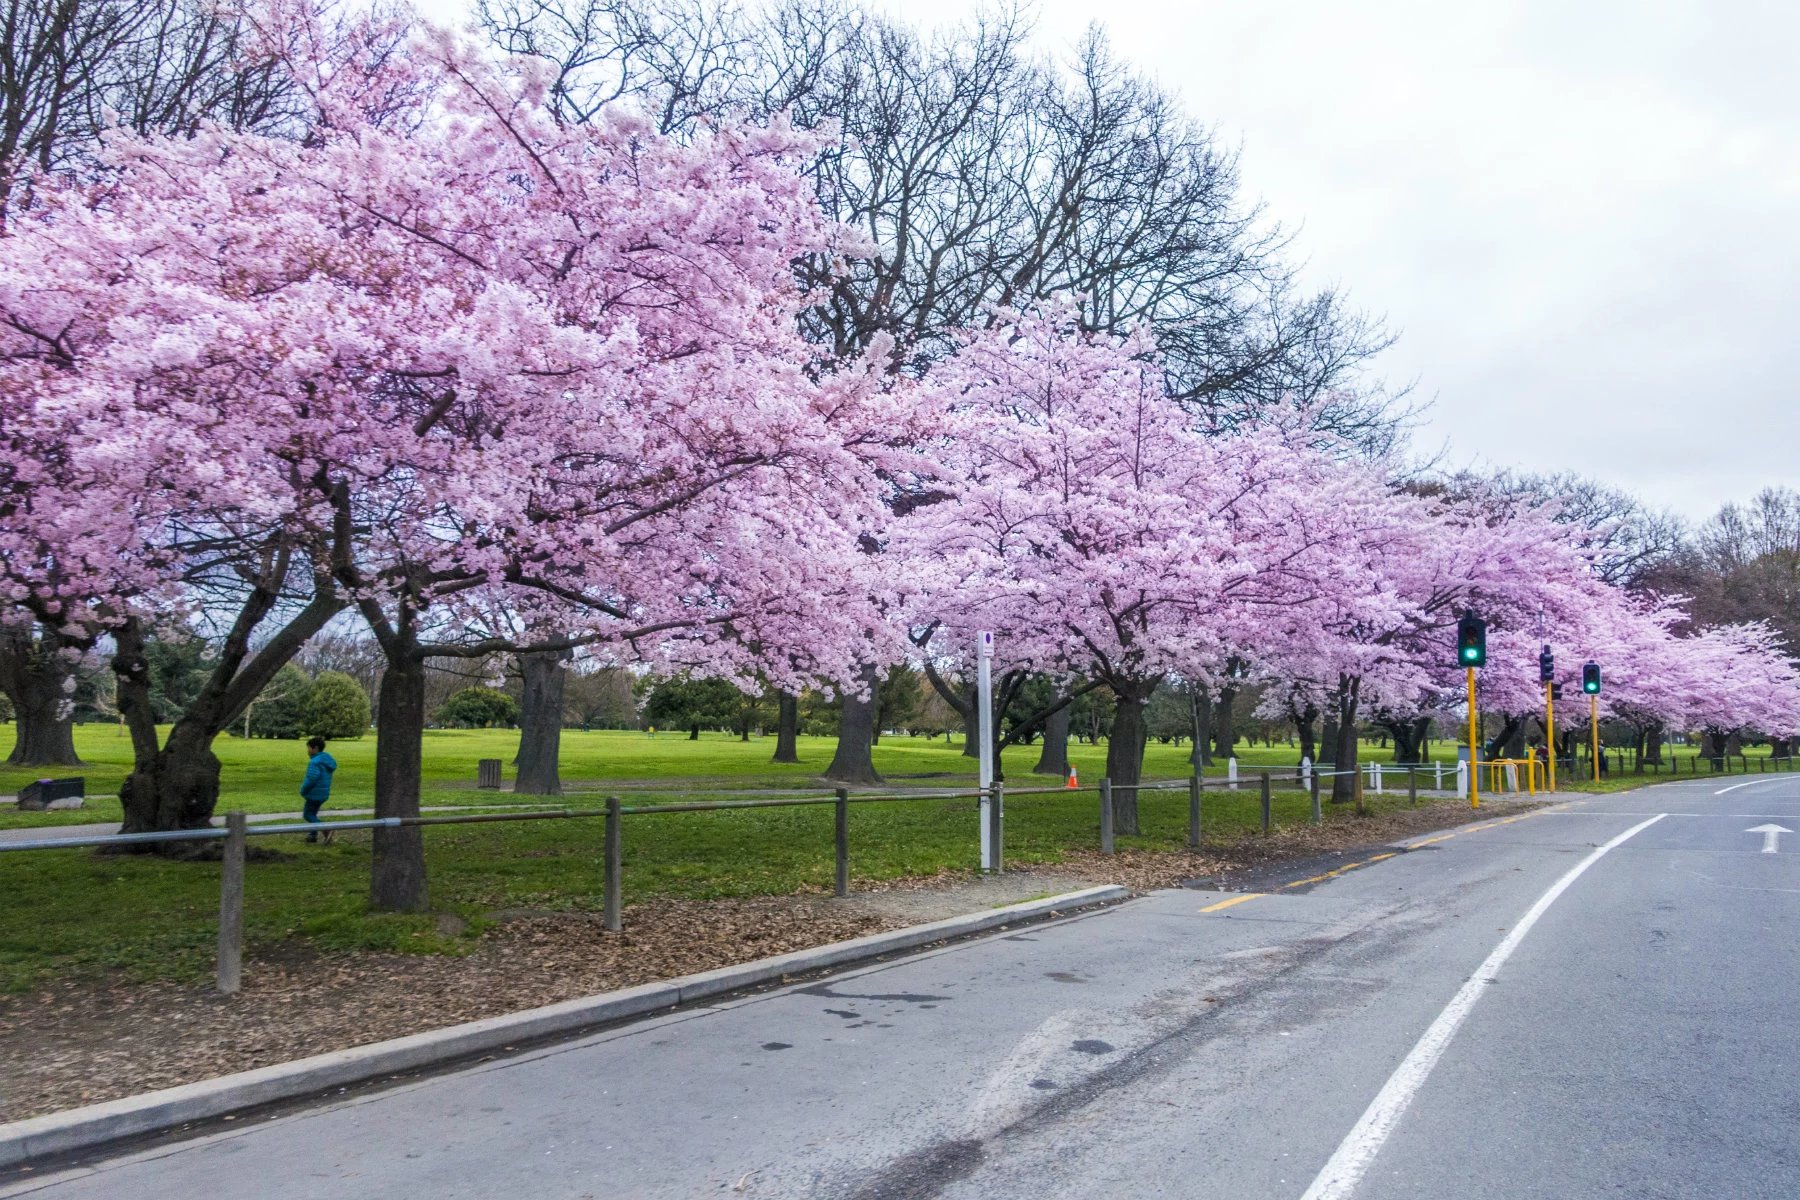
<box><xmin>0</xmin><ymin>884</ymin><xmax>1128</xmax><ymax>1169</ymax></box>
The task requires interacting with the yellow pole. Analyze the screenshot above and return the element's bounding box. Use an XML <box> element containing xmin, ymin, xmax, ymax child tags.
<box><xmin>1590</xmin><ymin>694</ymin><xmax>1600</xmax><ymax>782</ymax></box>
<box><xmin>1526</xmin><ymin>748</ymin><xmax>1536</xmax><ymax>795</ymax></box>
<box><xmin>1544</xmin><ymin>681</ymin><xmax>1556</xmax><ymax>792</ymax></box>
<box><xmin>1468</xmin><ymin>665</ymin><xmax>1479</xmax><ymax>810</ymax></box>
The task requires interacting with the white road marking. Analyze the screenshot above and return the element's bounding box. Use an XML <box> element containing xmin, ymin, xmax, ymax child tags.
<box><xmin>1715</xmin><ymin>778</ymin><xmax>1794</xmax><ymax>795</ymax></box>
<box><xmin>1297</xmin><ymin>813</ymin><xmax>1667</xmax><ymax>1200</ymax></box>
<box><xmin>1746</xmin><ymin>824</ymin><xmax>1792</xmax><ymax>853</ymax></box>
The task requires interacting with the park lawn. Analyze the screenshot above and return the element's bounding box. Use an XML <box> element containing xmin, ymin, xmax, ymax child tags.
<box><xmin>0</xmin><ymin>725</ymin><xmax>1477</xmax><ymax>830</ymax></box>
<box><xmin>3</xmin><ymin>723</ymin><xmax>1760</xmax><ymax>992</ymax></box>
<box><xmin>0</xmin><ymin>725</ymin><xmax>1460</xmax><ymax>992</ymax></box>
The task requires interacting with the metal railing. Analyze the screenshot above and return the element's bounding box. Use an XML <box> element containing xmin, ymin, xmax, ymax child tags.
<box><xmin>0</xmin><ymin>761</ymin><xmax>1493</xmax><ymax>997</ymax></box>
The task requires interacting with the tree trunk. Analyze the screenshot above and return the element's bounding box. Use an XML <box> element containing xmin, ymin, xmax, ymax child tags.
<box><xmin>960</xmin><ymin>704</ymin><xmax>981</xmax><ymax>758</ymax></box>
<box><xmin>771</xmin><ymin>692</ymin><xmax>800</xmax><ymax>762</ymax></box>
<box><xmin>1320</xmin><ymin>716</ymin><xmax>1339</xmax><ymax>765</ymax></box>
<box><xmin>1212</xmin><ymin>686</ymin><xmax>1237</xmax><ymax>762</ymax></box>
<box><xmin>512</xmin><ymin>650</ymin><xmax>566</xmax><ymax>796</ymax></box>
<box><xmin>1329</xmin><ymin>678</ymin><xmax>1362</xmax><ymax>806</ymax></box>
<box><xmin>688</xmin><ymin>724</ymin><xmax>700</xmax><ymax>740</ymax></box>
<box><xmin>1294</xmin><ymin>705</ymin><xmax>1318</xmax><ymax>774</ymax></box>
<box><xmin>1033</xmin><ymin>707</ymin><xmax>1071</xmax><ymax>776</ymax></box>
<box><xmin>0</xmin><ymin>628</ymin><xmax>82</xmax><ymax>766</ymax></box>
<box><xmin>1105</xmin><ymin>683</ymin><xmax>1154</xmax><ymax>836</ymax></box>
<box><xmin>1646</xmin><ymin>724</ymin><xmax>1666</xmax><ymax>765</ymax></box>
<box><xmin>824</xmin><ymin>665</ymin><xmax>883</xmax><ymax>785</ymax></box>
<box><xmin>1189</xmin><ymin>689</ymin><xmax>1212</xmax><ymax>767</ymax></box>
<box><xmin>371</xmin><ymin>655</ymin><xmax>430</xmax><ymax>912</ymax></box>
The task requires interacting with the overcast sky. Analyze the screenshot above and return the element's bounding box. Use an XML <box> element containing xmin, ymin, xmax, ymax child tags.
<box><xmin>422</xmin><ymin>0</ymin><xmax>1797</xmax><ymax>521</ymax></box>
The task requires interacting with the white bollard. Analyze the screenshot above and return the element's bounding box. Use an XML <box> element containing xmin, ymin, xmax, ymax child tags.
<box><xmin>1505</xmin><ymin>763</ymin><xmax>1518</xmax><ymax>792</ymax></box>
<box><xmin>1435</xmin><ymin>762</ymin><xmax>1444</xmax><ymax>790</ymax></box>
<box><xmin>1300</xmin><ymin>755</ymin><xmax>1312</xmax><ymax>786</ymax></box>
<box><xmin>1227</xmin><ymin>757</ymin><xmax>1239</xmax><ymax>791</ymax></box>
<box><xmin>1455</xmin><ymin>760</ymin><xmax>1468</xmax><ymax>799</ymax></box>
<box><xmin>1372</xmin><ymin>762</ymin><xmax>1383</xmax><ymax>794</ymax></box>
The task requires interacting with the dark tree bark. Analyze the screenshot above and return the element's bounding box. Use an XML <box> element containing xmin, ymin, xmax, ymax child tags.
<box><xmin>1645</xmin><ymin>723</ymin><xmax>1666</xmax><ymax>765</ymax></box>
<box><xmin>112</xmin><ymin>560</ymin><xmax>344</xmax><ymax>835</ymax></box>
<box><xmin>688</xmin><ymin>724</ymin><xmax>700</xmax><ymax>741</ymax></box>
<box><xmin>1289</xmin><ymin>702</ymin><xmax>1319</xmax><ymax>778</ymax></box>
<box><xmin>824</xmin><ymin>665</ymin><xmax>883</xmax><ymax>785</ymax></box>
<box><xmin>0</xmin><ymin>628</ymin><xmax>81</xmax><ymax>766</ymax></box>
<box><xmin>371</xmin><ymin>652</ymin><xmax>429</xmax><ymax>912</ymax></box>
<box><xmin>1212</xmin><ymin>686</ymin><xmax>1237</xmax><ymax>762</ymax></box>
<box><xmin>512</xmin><ymin>649</ymin><xmax>567</xmax><ymax>796</ymax></box>
<box><xmin>1190</xmin><ymin>689</ymin><xmax>1213</xmax><ymax>767</ymax></box>
<box><xmin>1319</xmin><ymin>716</ymin><xmax>1339</xmax><ymax>765</ymax></box>
<box><xmin>1105</xmin><ymin>681</ymin><xmax>1156</xmax><ymax>836</ymax></box>
<box><xmin>1483</xmin><ymin>715</ymin><xmax>1525</xmax><ymax>761</ymax></box>
<box><xmin>1033</xmin><ymin>707</ymin><xmax>1071</xmax><ymax>776</ymax></box>
<box><xmin>1329</xmin><ymin>677</ymin><xmax>1362</xmax><ymax>806</ymax></box>
<box><xmin>771</xmin><ymin>691</ymin><xmax>800</xmax><ymax>762</ymax></box>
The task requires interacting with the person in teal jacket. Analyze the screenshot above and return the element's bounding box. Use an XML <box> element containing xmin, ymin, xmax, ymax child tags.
<box><xmin>301</xmin><ymin>737</ymin><xmax>337</xmax><ymax>844</ymax></box>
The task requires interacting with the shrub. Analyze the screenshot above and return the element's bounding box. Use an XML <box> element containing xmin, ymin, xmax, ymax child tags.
<box><xmin>435</xmin><ymin>686</ymin><xmax>520</xmax><ymax>729</ymax></box>
<box><xmin>242</xmin><ymin>664</ymin><xmax>311</xmax><ymax>739</ymax></box>
<box><xmin>304</xmin><ymin>671</ymin><xmax>372</xmax><ymax>739</ymax></box>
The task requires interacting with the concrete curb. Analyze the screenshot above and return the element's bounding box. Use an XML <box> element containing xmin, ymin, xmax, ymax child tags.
<box><xmin>0</xmin><ymin>884</ymin><xmax>1128</xmax><ymax>1169</ymax></box>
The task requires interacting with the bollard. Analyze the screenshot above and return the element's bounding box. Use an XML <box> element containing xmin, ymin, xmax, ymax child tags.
<box><xmin>1408</xmin><ymin>766</ymin><xmax>1418</xmax><ymax>807</ymax></box>
<box><xmin>1371</xmin><ymin>762</ymin><xmax>1383</xmax><ymax>795</ymax></box>
<box><xmin>1099</xmin><ymin>777</ymin><xmax>1115</xmax><ymax>854</ymax></box>
<box><xmin>1260</xmin><ymin>772</ymin><xmax>1272</xmax><ymax>834</ymax></box>
<box><xmin>991</xmin><ymin>781</ymin><xmax>1006</xmax><ymax>874</ymax></box>
<box><xmin>835</xmin><ymin>787</ymin><xmax>850</xmax><ymax>897</ymax></box>
<box><xmin>217</xmin><ymin>810</ymin><xmax>247</xmax><ymax>995</ymax></box>
<box><xmin>1309</xmin><ymin>769</ymin><xmax>1322</xmax><ymax>824</ymax></box>
<box><xmin>1188</xmin><ymin>772</ymin><xmax>1203</xmax><ymax>849</ymax></box>
<box><xmin>1228</xmin><ymin>757</ymin><xmax>1239</xmax><ymax>791</ymax></box>
<box><xmin>604</xmin><ymin>796</ymin><xmax>622</xmax><ymax>933</ymax></box>
<box><xmin>1435</xmin><ymin>761</ymin><xmax>1444</xmax><ymax>790</ymax></box>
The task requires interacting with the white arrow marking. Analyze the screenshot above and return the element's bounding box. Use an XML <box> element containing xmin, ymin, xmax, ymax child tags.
<box><xmin>1747</xmin><ymin>824</ymin><xmax>1792</xmax><ymax>854</ymax></box>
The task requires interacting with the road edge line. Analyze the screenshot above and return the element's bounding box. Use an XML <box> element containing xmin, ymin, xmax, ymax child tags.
<box><xmin>0</xmin><ymin>884</ymin><xmax>1129</xmax><ymax>1170</ymax></box>
<box><xmin>1298</xmin><ymin>813</ymin><xmax>1667</xmax><ymax>1200</ymax></box>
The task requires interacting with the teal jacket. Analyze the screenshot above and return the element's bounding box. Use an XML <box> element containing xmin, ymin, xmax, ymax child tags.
<box><xmin>300</xmin><ymin>751</ymin><xmax>337</xmax><ymax>803</ymax></box>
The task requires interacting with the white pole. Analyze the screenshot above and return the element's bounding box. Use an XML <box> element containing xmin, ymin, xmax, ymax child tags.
<box><xmin>1455</xmin><ymin>760</ymin><xmax>1468</xmax><ymax>799</ymax></box>
<box><xmin>1300</xmin><ymin>755</ymin><xmax>1312</xmax><ymax>786</ymax></box>
<box><xmin>977</xmin><ymin>631</ymin><xmax>995</xmax><ymax>872</ymax></box>
<box><xmin>1372</xmin><ymin>761</ymin><xmax>1383</xmax><ymax>795</ymax></box>
<box><xmin>1435</xmin><ymin>761</ymin><xmax>1444</xmax><ymax>790</ymax></box>
<box><xmin>1227</xmin><ymin>756</ymin><xmax>1239</xmax><ymax>791</ymax></box>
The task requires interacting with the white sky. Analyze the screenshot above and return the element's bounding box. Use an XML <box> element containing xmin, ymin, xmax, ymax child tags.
<box><xmin>419</xmin><ymin>0</ymin><xmax>1800</xmax><ymax>520</ymax></box>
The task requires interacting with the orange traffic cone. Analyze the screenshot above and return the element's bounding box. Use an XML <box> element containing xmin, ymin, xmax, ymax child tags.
<box><xmin>1066</xmin><ymin>765</ymin><xmax>1079</xmax><ymax>789</ymax></box>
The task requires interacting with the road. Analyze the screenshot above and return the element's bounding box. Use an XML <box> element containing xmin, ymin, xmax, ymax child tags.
<box><xmin>8</xmin><ymin>774</ymin><xmax>1799</xmax><ymax>1199</ymax></box>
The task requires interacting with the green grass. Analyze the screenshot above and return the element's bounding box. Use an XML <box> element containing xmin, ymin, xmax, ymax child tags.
<box><xmin>1</xmin><ymin>724</ymin><xmax>1767</xmax><ymax>991</ymax></box>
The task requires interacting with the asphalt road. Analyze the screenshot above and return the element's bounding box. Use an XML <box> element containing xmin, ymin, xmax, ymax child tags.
<box><xmin>9</xmin><ymin>774</ymin><xmax>1799</xmax><ymax>1199</ymax></box>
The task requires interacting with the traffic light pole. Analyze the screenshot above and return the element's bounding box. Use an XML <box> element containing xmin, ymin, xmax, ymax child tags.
<box><xmin>1467</xmin><ymin>665</ymin><xmax>1479</xmax><ymax>810</ymax></box>
<box><xmin>1590</xmin><ymin>693</ymin><xmax>1600</xmax><ymax>783</ymax></box>
<box><xmin>1544</xmin><ymin>682</ymin><xmax>1556</xmax><ymax>792</ymax></box>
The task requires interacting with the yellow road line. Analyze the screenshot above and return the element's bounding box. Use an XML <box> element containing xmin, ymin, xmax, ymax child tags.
<box><xmin>1198</xmin><ymin>892</ymin><xmax>1266</xmax><ymax>913</ymax></box>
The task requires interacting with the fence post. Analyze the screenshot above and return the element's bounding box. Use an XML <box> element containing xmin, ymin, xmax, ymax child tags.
<box><xmin>1435</xmin><ymin>761</ymin><xmax>1444</xmax><ymax>790</ymax></box>
<box><xmin>1310</xmin><ymin>769</ymin><xmax>1322</xmax><ymax>824</ymax></box>
<box><xmin>1408</xmin><ymin>766</ymin><xmax>1418</xmax><ymax>807</ymax></box>
<box><xmin>1260</xmin><ymin>771</ymin><xmax>1272</xmax><ymax>834</ymax></box>
<box><xmin>1099</xmin><ymin>777</ymin><xmax>1114</xmax><ymax>854</ymax></box>
<box><xmin>604</xmin><ymin>796</ymin><xmax>622</xmax><ymax>933</ymax></box>
<box><xmin>1188</xmin><ymin>771</ymin><xmax>1203</xmax><ymax>849</ymax></box>
<box><xmin>991</xmin><ymin>781</ymin><xmax>1005</xmax><ymax>874</ymax></box>
<box><xmin>835</xmin><ymin>787</ymin><xmax>850</xmax><ymax>897</ymax></box>
<box><xmin>217</xmin><ymin>810</ymin><xmax>247</xmax><ymax>996</ymax></box>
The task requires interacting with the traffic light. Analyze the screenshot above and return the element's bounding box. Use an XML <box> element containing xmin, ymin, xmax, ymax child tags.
<box><xmin>1538</xmin><ymin>645</ymin><xmax>1555</xmax><ymax>684</ymax></box>
<box><xmin>1582</xmin><ymin>661</ymin><xmax>1601</xmax><ymax>694</ymax></box>
<box><xmin>1456</xmin><ymin>610</ymin><xmax>1487</xmax><ymax>667</ymax></box>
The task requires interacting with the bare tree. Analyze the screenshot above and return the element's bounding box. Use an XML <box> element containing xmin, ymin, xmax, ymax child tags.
<box><xmin>476</xmin><ymin>0</ymin><xmax>1406</xmax><ymax>772</ymax></box>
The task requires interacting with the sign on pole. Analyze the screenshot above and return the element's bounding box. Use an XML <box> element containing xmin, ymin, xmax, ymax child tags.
<box><xmin>977</xmin><ymin>631</ymin><xmax>996</xmax><ymax>872</ymax></box>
